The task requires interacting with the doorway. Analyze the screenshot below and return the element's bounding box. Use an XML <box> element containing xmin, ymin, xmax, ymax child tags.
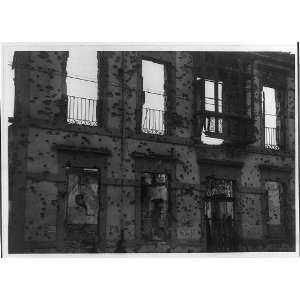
<box><xmin>205</xmin><ymin>178</ymin><xmax>236</xmax><ymax>252</ymax></box>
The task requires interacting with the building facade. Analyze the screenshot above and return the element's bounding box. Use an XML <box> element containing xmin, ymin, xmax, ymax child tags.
<box><xmin>8</xmin><ymin>50</ymin><xmax>295</xmax><ymax>253</ymax></box>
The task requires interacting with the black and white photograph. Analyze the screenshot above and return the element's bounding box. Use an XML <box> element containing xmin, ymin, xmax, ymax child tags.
<box><xmin>2</xmin><ymin>45</ymin><xmax>297</xmax><ymax>254</ymax></box>
<box><xmin>1</xmin><ymin>1</ymin><xmax>300</xmax><ymax>300</ymax></box>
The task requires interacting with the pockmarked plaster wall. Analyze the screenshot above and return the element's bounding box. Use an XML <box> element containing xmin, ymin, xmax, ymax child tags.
<box><xmin>9</xmin><ymin>51</ymin><xmax>295</xmax><ymax>253</ymax></box>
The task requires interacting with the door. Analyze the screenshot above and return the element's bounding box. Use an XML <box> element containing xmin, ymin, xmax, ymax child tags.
<box><xmin>205</xmin><ymin>196</ymin><xmax>235</xmax><ymax>252</ymax></box>
<box><xmin>205</xmin><ymin>178</ymin><xmax>236</xmax><ymax>252</ymax></box>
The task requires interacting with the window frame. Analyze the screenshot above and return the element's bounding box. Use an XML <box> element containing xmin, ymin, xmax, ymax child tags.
<box><xmin>261</xmin><ymin>85</ymin><xmax>283</xmax><ymax>151</ymax></box>
<box><xmin>137</xmin><ymin>56</ymin><xmax>171</xmax><ymax>136</ymax></box>
<box><xmin>259</xmin><ymin>65</ymin><xmax>288</xmax><ymax>152</ymax></box>
<box><xmin>65</xmin><ymin>167</ymin><xmax>100</xmax><ymax>226</ymax></box>
<box><xmin>203</xmin><ymin>78</ymin><xmax>224</xmax><ymax>135</ymax></box>
<box><xmin>264</xmin><ymin>180</ymin><xmax>283</xmax><ymax>226</ymax></box>
<box><xmin>140</xmin><ymin>172</ymin><xmax>171</xmax><ymax>241</ymax></box>
<box><xmin>193</xmin><ymin>53</ymin><xmax>253</xmax><ymax>144</ymax></box>
<box><xmin>263</xmin><ymin>180</ymin><xmax>287</xmax><ymax>239</ymax></box>
<box><xmin>63</xmin><ymin>51</ymin><xmax>106</xmax><ymax>129</ymax></box>
<box><xmin>260</xmin><ymin>166</ymin><xmax>290</xmax><ymax>242</ymax></box>
<box><xmin>133</xmin><ymin>156</ymin><xmax>176</xmax><ymax>244</ymax></box>
<box><xmin>56</xmin><ymin>147</ymin><xmax>109</xmax><ymax>251</ymax></box>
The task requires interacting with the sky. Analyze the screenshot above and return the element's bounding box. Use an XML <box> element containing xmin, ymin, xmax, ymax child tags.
<box><xmin>142</xmin><ymin>59</ymin><xmax>165</xmax><ymax>110</ymax></box>
<box><xmin>263</xmin><ymin>86</ymin><xmax>277</xmax><ymax>128</ymax></box>
<box><xmin>66</xmin><ymin>48</ymin><xmax>98</xmax><ymax>99</ymax></box>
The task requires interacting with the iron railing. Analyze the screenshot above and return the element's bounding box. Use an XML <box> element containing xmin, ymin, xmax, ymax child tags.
<box><xmin>265</xmin><ymin>127</ymin><xmax>280</xmax><ymax>150</ymax></box>
<box><xmin>67</xmin><ymin>95</ymin><xmax>97</xmax><ymax>126</ymax></box>
<box><xmin>142</xmin><ymin>107</ymin><xmax>165</xmax><ymax>135</ymax></box>
<box><xmin>198</xmin><ymin>112</ymin><xmax>255</xmax><ymax>145</ymax></box>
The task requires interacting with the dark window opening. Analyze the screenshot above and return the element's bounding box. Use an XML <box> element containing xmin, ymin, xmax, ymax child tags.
<box><xmin>66</xmin><ymin>50</ymin><xmax>98</xmax><ymax>126</ymax></box>
<box><xmin>66</xmin><ymin>168</ymin><xmax>99</xmax><ymax>225</ymax></box>
<box><xmin>141</xmin><ymin>172</ymin><xmax>169</xmax><ymax>241</ymax></box>
<box><xmin>205</xmin><ymin>177</ymin><xmax>236</xmax><ymax>251</ymax></box>
<box><xmin>141</xmin><ymin>60</ymin><xmax>166</xmax><ymax>135</ymax></box>
<box><xmin>262</xmin><ymin>87</ymin><xmax>280</xmax><ymax>150</ymax></box>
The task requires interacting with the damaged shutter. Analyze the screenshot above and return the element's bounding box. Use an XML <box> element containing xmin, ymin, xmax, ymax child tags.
<box><xmin>136</xmin><ymin>57</ymin><xmax>144</xmax><ymax>132</ymax></box>
<box><xmin>275</xmin><ymin>88</ymin><xmax>282</xmax><ymax>148</ymax></box>
<box><xmin>194</xmin><ymin>77</ymin><xmax>205</xmax><ymax>136</ymax></box>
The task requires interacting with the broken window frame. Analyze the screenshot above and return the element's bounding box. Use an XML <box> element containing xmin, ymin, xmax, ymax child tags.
<box><xmin>140</xmin><ymin>172</ymin><xmax>170</xmax><ymax>241</ymax></box>
<box><xmin>139</xmin><ymin>57</ymin><xmax>168</xmax><ymax>136</ymax></box>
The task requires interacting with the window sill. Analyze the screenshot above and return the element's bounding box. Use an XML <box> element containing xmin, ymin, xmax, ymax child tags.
<box><xmin>128</xmin><ymin>130</ymin><xmax>191</xmax><ymax>145</ymax></box>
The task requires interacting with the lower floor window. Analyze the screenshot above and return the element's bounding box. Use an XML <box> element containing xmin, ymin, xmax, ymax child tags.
<box><xmin>141</xmin><ymin>173</ymin><xmax>169</xmax><ymax>241</ymax></box>
<box><xmin>66</xmin><ymin>168</ymin><xmax>99</xmax><ymax>225</ymax></box>
<box><xmin>265</xmin><ymin>181</ymin><xmax>282</xmax><ymax>225</ymax></box>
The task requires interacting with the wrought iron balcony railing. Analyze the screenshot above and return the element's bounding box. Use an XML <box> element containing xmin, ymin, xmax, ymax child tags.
<box><xmin>265</xmin><ymin>127</ymin><xmax>280</xmax><ymax>150</ymax></box>
<box><xmin>196</xmin><ymin>111</ymin><xmax>255</xmax><ymax>145</ymax></box>
<box><xmin>142</xmin><ymin>107</ymin><xmax>165</xmax><ymax>135</ymax></box>
<box><xmin>67</xmin><ymin>95</ymin><xmax>97</xmax><ymax>126</ymax></box>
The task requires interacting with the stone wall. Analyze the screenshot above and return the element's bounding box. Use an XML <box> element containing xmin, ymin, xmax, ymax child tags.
<box><xmin>9</xmin><ymin>51</ymin><xmax>295</xmax><ymax>253</ymax></box>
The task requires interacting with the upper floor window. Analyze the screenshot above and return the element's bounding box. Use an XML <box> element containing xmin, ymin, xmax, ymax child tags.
<box><xmin>262</xmin><ymin>86</ymin><xmax>281</xmax><ymax>150</ymax></box>
<box><xmin>194</xmin><ymin>53</ymin><xmax>254</xmax><ymax>146</ymax></box>
<box><xmin>197</xmin><ymin>77</ymin><xmax>224</xmax><ymax>145</ymax></box>
<box><xmin>66</xmin><ymin>49</ymin><xmax>98</xmax><ymax>126</ymax></box>
<box><xmin>204</xmin><ymin>79</ymin><xmax>223</xmax><ymax>113</ymax></box>
<box><xmin>141</xmin><ymin>59</ymin><xmax>166</xmax><ymax>135</ymax></box>
<box><xmin>203</xmin><ymin>79</ymin><xmax>223</xmax><ymax>133</ymax></box>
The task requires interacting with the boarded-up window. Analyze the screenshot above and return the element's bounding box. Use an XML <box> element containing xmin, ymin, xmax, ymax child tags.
<box><xmin>141</xmin><ymin>173</ymin><xmax>169</xmax><ymax>240</ymax></box>
<box><xmin>67</xmin><ymin>168</ymin><xmax>99</xmax><ymax>225</ymax></box>
<box><xmin>265</xmin><ymin>181</ymin><xmax>282</xmax><ymax>225</ymax></box>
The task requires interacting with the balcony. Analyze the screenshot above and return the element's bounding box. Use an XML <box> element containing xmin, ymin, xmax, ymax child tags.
<box><xmin>66</xmin><ymin>95</ymin><xmax>97</xmax><ymax>126</ymax></box>
<box><xmin>196</xmin><ymin>111</ymin><xmax>255</xmax><ymax>145</ymax></box>
<box><xmin>141</xmin><ymin>107</ymin><xmax>165</xmax><ymax>135</ymax></box>
<box><xmin>265</xmin><ymin>127</ymin><xmax>280</xmax><ymax>150</ymax></box>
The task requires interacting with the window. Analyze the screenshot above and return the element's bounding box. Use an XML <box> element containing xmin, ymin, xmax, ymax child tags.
<box><xmin>141</xmin><ymin>173</ymin><xmax>169</xmax><ymax>240</ymax></box>
<box><xmin>141</xmin><ymin>60</ymin><xmax>166</xmax><ymax>135</ymax></box>
<box><xmin>262</xmin><ymin>87</ymin><xmax>280</xmax><ymax>150</ymax></box>
<box><xmin>265</xmin><ymin>181</ymin><xmax>282</xmax><ymax>225</ymax></box>
<box><xmin>198</xmin><ymin>77</ymin><xmax>224</xmax><ymax>145</ymax></box>
<box><xmin>66</xmin><ymin>49</ymin><xmax>98</xmax><ymax>126</ymax></box>
<box><xmin>66</xmin><ymin>168</ymin><xmax>99</xmax><ymax>225</ymax></box>
<box><xmin>204</xmin><ymin>79</ymin><xmax>223</xmax><ymax>132</ymax></box>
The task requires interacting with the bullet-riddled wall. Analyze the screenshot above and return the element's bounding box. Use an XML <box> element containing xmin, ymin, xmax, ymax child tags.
<box><xmin>9</xmin><ymin>51</ymin><xmax>295</xmax><ymax>253</ymax></box>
